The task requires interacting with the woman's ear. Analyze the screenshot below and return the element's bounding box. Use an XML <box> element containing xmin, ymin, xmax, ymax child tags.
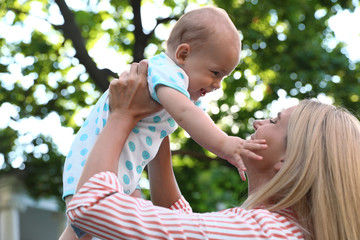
<box><xmin>175</xmin><ymin>43</ymin><xmax>191</xmax><ymax>65</ymax></box>
<box><xmin>274</xmin><ymin>159</ymin><xmax>284</xmax><ymax>172</ymax></box>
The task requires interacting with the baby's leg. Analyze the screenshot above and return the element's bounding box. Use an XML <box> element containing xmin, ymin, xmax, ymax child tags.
<box><xmin>62</xmin><ymin>91</ymin><xmax>110</xmax><ymax>200</ymax></box>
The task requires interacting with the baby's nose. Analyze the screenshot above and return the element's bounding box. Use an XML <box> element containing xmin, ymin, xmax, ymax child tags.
<box><xmin>212</xmin><ymin>81</ymin><xmax>221</xmax><ymax>90</ymax></box>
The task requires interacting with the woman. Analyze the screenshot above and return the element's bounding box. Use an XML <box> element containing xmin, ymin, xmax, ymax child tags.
<box><xmin>65</xmin><ymin>61</ymin><xmax>360</xmax><ymax>239</ymax></box>
<box><xmin>242</xmin><ymin>100</ymin><xmax>360</xmax><ymax>239</ymax></box>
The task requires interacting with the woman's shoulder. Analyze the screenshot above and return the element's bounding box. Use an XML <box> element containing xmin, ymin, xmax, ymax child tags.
<box><xmin>217</xmin><ymin>207</ymin><xmax>304</xmax><ymax>239</ymax></box>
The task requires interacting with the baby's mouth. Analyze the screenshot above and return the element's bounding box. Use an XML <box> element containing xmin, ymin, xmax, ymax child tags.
<box><xmin>200</xmin><ymin>89</ymin><xmax>207</xmax><ymax>97</ymax></box>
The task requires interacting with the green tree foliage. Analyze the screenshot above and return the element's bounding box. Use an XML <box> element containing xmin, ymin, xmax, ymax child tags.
<box><xmin>0</xmin><ymin>0</ymin><xmax>359</xmax><ymax>211</ymax></box>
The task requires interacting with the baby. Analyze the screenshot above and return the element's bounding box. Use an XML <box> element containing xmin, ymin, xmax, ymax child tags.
<box><xmin>63</xmin><ymin>6</ymin><xmax>245</xmax><ymax>201</ymax></box>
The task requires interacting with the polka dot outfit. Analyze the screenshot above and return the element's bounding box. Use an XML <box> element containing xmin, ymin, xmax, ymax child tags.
<box><xmin>62</xmin><ymin>52</ymin><xmax>202</xmax><ymax>198</ymax></box>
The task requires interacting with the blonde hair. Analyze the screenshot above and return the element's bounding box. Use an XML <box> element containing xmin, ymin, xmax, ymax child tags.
<box><xmin>166</xmin><ymin>6</ymin><xmax>240</xmax><ymax>54</ymax></box>
<box><xmin>242</xmin><ymin>99</ymin><xmax>360</xmax><ymax>240</ymax></box>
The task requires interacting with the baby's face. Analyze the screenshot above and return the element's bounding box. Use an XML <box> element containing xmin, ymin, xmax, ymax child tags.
<box><xmin>182</xmin><ymin>37</ymin><xmax>240</xmax><ymax>101</ymax></box>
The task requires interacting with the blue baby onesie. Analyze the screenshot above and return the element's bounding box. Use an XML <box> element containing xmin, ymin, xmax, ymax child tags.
<box><xmin>63</xmin><ymin>52</ymin><xmax>196</xmax><ymax>198</ymax></box>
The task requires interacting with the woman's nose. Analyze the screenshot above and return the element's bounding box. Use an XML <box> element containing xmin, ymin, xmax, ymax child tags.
<box><xmin>253</xmin><ymin>119</ymin><xmax>265</xmax><ymax>130</ymax></box>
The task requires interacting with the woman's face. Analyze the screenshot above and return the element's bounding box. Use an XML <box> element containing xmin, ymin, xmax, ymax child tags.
<box><xmin>247</xmin><ymin>106</ymin><xmax>296</xmax><ymax>172</ymax></box>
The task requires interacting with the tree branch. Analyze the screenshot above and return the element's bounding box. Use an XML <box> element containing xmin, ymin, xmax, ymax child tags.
<box><xmin>130</xmin><ymin>0</ymin><xmax>146</xmax><ymax>62</ymax></box>
<box><xmin>146</xmin><ymin>16</ymin><xmax>179</xmax><ymax>40</ymax></box>
<box><xmin>54</xmin><ymin>0</ymin><xmax>117</xmax><ymax>92</ymax></box>
<box><xmin>130</xmin><ymin>0</ymin><xmax>181</xmax><ymax>62</ymax></box>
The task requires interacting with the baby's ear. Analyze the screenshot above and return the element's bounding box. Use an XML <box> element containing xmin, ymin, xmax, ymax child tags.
<box><xmin>274</xmin><ymin>159</ymin><xmax>284</xmax><ymax>172</ymax></box>
<box><xmin>175</xmin><ymin>43</ymin><xmax>191</xmax><ymax>64</ymax></box>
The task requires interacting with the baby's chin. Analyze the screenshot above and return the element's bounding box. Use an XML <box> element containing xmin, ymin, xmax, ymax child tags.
<box><xmin>189</xmin><ymin>95</ymin><xmax>200</xmax><ymax>102</ymax></box>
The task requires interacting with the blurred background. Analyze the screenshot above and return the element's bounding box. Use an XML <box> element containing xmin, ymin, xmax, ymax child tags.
<box><xmin>0</xmin><ymin>0</ymin><xmax>359</xmax><ymax>239</ymax></box>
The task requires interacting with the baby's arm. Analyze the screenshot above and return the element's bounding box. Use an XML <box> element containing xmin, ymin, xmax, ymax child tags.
<box><xmin>156</xmin><ymin>86</ymin><xmax>265</xmax><ymax>172</ymax></box>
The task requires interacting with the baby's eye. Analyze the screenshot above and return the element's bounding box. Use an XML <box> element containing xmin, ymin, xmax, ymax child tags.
<box><xmin>211</xmin><ymin>71</ymin><xmax>220</xmax><ymax>77</ymax></box>
<box><xmin>269</xmin><ymin>118</ymin><xmax>276</xmax><ymax>124</ymax></box>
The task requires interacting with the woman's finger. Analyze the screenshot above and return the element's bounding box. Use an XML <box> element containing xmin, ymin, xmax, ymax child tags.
<box><xmin>128</xmin><ymin>62</ymin><xmax>140</xmax><ymax>85</ymax></box>
<box><xmin>118</xmin><ymin>71</ymin><xmax>128</xmax><ymax>79</ymax></box>
<box><xmin>138</xmin><ymin>60</ymin><xmax>148</xmax><ymax>75</ymax></box>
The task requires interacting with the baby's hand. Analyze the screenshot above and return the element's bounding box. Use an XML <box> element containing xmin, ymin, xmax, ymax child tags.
<box><xmin>222</xmin><ymin>136</ymin><xmax>267</xmax><ymax>181</ymax></box>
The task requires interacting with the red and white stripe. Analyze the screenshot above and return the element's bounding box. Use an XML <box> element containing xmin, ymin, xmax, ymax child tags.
<box><xmin>67</xmin><ymin>171</ymin><xmax>304</xmax><ymax>240</ymax></box>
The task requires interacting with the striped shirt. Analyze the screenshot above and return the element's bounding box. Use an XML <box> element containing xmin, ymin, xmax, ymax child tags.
<box><xmin>67</xmin><ymin>171</ymin><xmax>304</xmax><ymax>240</ymax></box>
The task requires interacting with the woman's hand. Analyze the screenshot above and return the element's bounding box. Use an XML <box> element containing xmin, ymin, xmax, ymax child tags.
<box><xmin>109</xmin><ymin>60</ymin><xmax>162</xmax><ymax>123</ymax></box>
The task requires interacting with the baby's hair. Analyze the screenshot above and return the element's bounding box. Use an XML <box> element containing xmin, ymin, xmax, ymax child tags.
<box><xmin>166</xmin><ymin>6</ymin><xmax>239</xmax><ymax>54</ymax></box>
